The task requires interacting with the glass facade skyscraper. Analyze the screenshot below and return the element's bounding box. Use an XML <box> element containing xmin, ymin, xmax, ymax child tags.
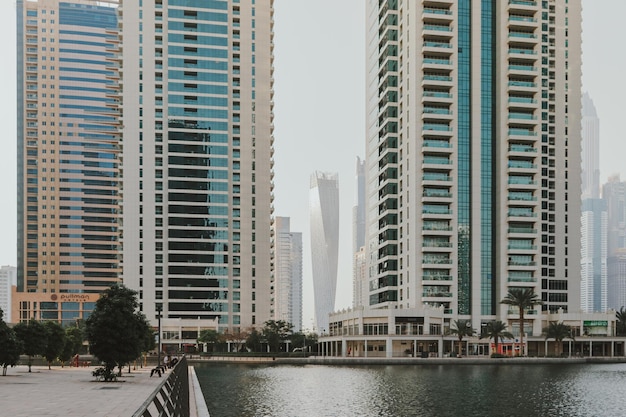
<box><xmin>364</xmin><ymin>0</ymin><xmax>582</xmax><ymax>333</ymax></box>
<box><xmin>120</xmin><ymin>0</ymin><xmax>275</xmax><ymax>331</ymax></box>
<box><xmin>16</xmin><ymin>0</ymin><xmax>121</xmax><ymax>298</ymax></box>
<box><xmin>310</xmin><ymin>171</ymin><xmax>339</xmax><ymax>333</ymax></box>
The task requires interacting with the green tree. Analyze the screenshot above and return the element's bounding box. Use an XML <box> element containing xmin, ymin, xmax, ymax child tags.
<box><xmin>544</xmin><ymin>321</ymin><xmax>573</xmax><ymax>357</ymax></box>
<box><xmin>14</xmin><ymin>320</ymin><xmax>47</xmax><ymax>372</ymax></box>
<box><xmin>501</xmin><ymin>288</ymin><xmax>543</xmax><ymax>356</ymax></box>
<box><xmin>290</xmin><ymin>332</ymin><xmax>318</xmax><ymax>353</ymax></box>
<box><xmin>262</xmin><ymin>320</ymin><xmax>293</xmax><ymax>353</ymax></box>
<box><xmin>59</xmin><ymin>326</ymin><xmax>84</xmax><ymax>366</ymax></box>
<box><xmin>85</xmin><ymin>284</ymin><xmax>152</xmax><ymax>376</ymax></box>
<box><xmin>0</xmin><ymin>308</ymin><xmax>22</xmax><ymax>376</ymax></box>
<box><xmin>43</xmin><ymin>321</ymin><xmax>66</xmax><ymax>369</ymax></box>
<box><xmin>223</xmin><ymin>328</ymin><xmax>250</xmax><ymax>352</ymax></box>
<box><xmin>449</xmin><ymin>319</ymin><xmax>476</xmax><ymax>357</ymax></box>
<box><xmin>481</xmin><ymin>320</ymin><xmax>514</xmax><ymax>356</ymax></box>
<box><xmin>198</xmin><ymin>329</ymin><xmax>221</xmax><ymax>353</ymax></box>
<box><xmin>616</xmin><ymin>307</ymin><xmax>626</xmax><ymax>336</ymax></box>
<box><xmin>245</xmin><ymin>328</ymin><xmax>263</xmax><ymax>352</ymax></box>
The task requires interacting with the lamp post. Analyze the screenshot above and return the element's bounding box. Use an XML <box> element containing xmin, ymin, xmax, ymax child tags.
<box><xmin>156</xmin><ymin>305</ymin><xmax>162</xmax><ymax>367</ymax></box>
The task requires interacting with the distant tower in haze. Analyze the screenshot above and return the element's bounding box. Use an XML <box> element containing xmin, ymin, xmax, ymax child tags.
<box><xmin>353</xmin><ymin>157</ymin><xmax>366</xmax><ymax>307</ymax></box>
<box><xmin>273</xmin><ymin>217</ymin><xmax>303</xmax><ymax>332</ymax></box>
<box><xmin>580</xmin><ymin>199</ymin><xmax>607</xmax><ymax>312</ymax></box>
<box><xmin>310</xmin><ymin>172</ymin><xmax>339</xmax><ymax>333</ymax></box>
<box><xmin>604</xmin><ymin>176</ymin><xmax>626</xmax><ymax>310</ymax></box>
<box><xmin>581</xmin><ymin>93</ymin><xmax>600</xmax><ymax>200</ymax></box>
<box><xmin>580</xmin><ymin>92</ymin><xmax>606</xmax><ymax>312</ymax></box>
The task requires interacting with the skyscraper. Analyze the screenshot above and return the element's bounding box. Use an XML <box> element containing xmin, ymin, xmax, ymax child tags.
<box><xmin>273</xmin><ymin>217</ymin><xmax>302</xmax><ymax>331</ymax></box>
<box><xmin>16</xmin><ymin>0</ymin><xmax>121</xmax><ymax>301</ymax></box>
<box><xmin>310</xmin><ymin>171</ymin><xmax>339</xmax><ymax>333</ymax></box>
<box><xmin>581</xmin><ymin>92</ymin><xmax>600</xmax><ymax>200</ymax></box>
<box><xmin>604</xmin><ymin>176</ymin><xmax>626</xmax><ymax>310</ymax></box>
<box><xmin>580</xmin><ymin>92</ymin><xmax>605</xmax><ymax>312</ymax></box>
<box><xmin>580</xmin><ymin>199</ymin><xmax>607</xmax><ymax>312</ymax></box>
<box><xmin>353</xmin><ymin>157</ymin><xmax>366</xmax><ymax>308</ymax></box>
<box><xmin>120</xmin><ymin>0</ymin><xmax>275</xmax><ymax>332</ymax></box>
<box><xmin>364</xmin><ymin>0</ymin><xmax>581</xmax><ymax>332</ymax></box>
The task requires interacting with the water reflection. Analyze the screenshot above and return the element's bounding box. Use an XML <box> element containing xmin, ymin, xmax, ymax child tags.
<box><xmin>195</xmin><ymin>363</ymin><xmax>626</xmax><ymax>417</ymax></box>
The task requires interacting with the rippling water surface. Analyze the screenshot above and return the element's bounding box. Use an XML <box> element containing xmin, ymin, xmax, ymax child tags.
<box><xmin>195</xmin><ymin>363</ymin><xmax>626</xmax><ymax>417</ymax></box>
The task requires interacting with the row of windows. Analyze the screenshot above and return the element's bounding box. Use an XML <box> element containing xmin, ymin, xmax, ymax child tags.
<box><xmin>168</xmin><ymin>33</ymin><xmax>228</xmax><ymax>47</ymax></box>
<box><xmin>169</xmin><ymin>180</ymin><xmax>228</xmax><ymax>192</ymax></box>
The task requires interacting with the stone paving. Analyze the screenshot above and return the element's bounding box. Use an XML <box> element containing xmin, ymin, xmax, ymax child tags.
<box><xmin>0</xmin><ymin>364</ymin><xmax>166</xmax><ymax>417</ymax></box>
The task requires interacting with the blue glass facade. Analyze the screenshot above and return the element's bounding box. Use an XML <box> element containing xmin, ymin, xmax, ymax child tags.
<box><xmin>457</xmin><ymin>0</ymin><xmax>472</xmax><ymax>316</ymax></box>
<box><xmin>17</xmin><ymin>1</ymin><xmax>121</xmax><ymax>295</ymax></box>
<box><xmin>480</xmin><ymin>0</ymin><xmax>496</xmax><ymax>315</ymax></box>
<box><xmin>165</xmin><ymin>0</ymin><xmax>232</xmax><ymax>321</ymax></box>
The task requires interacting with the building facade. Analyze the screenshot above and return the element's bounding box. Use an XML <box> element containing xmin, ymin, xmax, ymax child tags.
<box><xmin>16</xmin><ymin>0</ymin><xmax>121</xmax><ymax>299</ymax></box>
<box><xmin>353</xmin><ymin>157</ymin><xmax>366</xmax><ymax>308</ymax></box>
<box><xmin>0</xmin><ymin>266</ymin><xmax>17</xmax><ymax>322</ymax></box>
<box><xmin>581</xmin><ymin>92</ymin><xmax>600</xmax><ymax>200</ymax></box>
<box><xmin>580</xmin><ymin>199</ymin><xmax>607</xmax><ymax>312</ymax></box>
<box><xmin>272</xmin><ymin>217</ymin><xmax>302</xmax><ymax>331</ymax></box>
<box><xmin>363</xmin><ymin>0</ymin><xmax>581</xmax><ymax>336</ymax></box>
<box><xmin>310</xmin><ymin>171</ymin><xmax>339</xmax><ymax>333</ymax></box>
<box><xmin>120</xmin><ymin>0</ymin><xmax>275</xmax><ymax>332</ymax></box>
<box><xmin>604</xmin><ymin>177</ymin><xmax>626</xmax><ymax>310</ymax></box>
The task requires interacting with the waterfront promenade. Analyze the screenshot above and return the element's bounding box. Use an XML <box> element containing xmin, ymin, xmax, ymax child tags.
<box><xmin>0</xmin><ymin>364</ymin><xmax>183</xmax><ymax>417</ymax></box>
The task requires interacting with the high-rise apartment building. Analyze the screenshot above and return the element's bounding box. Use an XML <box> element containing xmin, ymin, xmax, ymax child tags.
<box><xmin>310</xmin><ymin>171</ymin><xmax>339</xmax><ymax>333</ymax></box>
<box><xmin>273</xmin><ymin>217</ymin><xmax>302</xmax><ymax>331</ymax></box>
<box><xmin>0</xmin><ymin>266</ymin><xmax>17</xmax><ymax>322</ymax></box>
<box><xmin>353</xmin><ymin>157</ymin><xmax>366</xmax><ymax>308</ymax></box>
<box><xmin>120</xmin><ymin>0</ymin><xmax>275</xmax><ymax>332</ymax></box>
<box><xmin>364</xmin><ymin>0</ymin><xmax>581</xmax><ymax>332</ymax></box>
<box><xmin>16</xmin><ymin>0</ymin><xmax>121</xmax><ymax>302</ymax></box>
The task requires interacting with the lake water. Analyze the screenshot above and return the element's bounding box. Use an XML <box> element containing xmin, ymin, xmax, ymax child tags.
<box><xmin>195</xmin><ymin>362</ymin><xmax>626</xmax><ymax>417</ymax></box>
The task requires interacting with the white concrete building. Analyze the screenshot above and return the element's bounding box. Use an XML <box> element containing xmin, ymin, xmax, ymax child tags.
<box><xmin>272</xmin><ymin>217</ymin><xmax>302</xmax><ymax>331</ymax></box>
<box><xmin>0</xmin><ymin>266</ymin><xmax>17</xmax><ymax>323</ymax></box>
<box><xmin>358</xmin><ymin>0</ymin><xmax>582</xmax><ymax>337</ymax></box>
<box><xmin>353</xmin><ymin>157</ymin><xmax>366</xmax><ymax>308</ymax></box>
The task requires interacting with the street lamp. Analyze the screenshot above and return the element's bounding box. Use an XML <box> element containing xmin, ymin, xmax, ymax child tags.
<box><xmin>156</xmin><ymin>304</ymin><xmax>162</xmax><ymax>367</ymax></box>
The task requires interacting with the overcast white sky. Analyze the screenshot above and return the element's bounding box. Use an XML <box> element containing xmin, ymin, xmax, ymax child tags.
<box><xmin>0</xmin><ymin>1</ymin><xmax>624</xmax><ymax>330</ymax></box>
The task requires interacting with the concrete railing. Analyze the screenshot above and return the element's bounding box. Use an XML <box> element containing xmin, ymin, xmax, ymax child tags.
<box><xmin>133</xmin><ymin>356</ymin><xmax>190</xmax><ymax>417</ymax></box>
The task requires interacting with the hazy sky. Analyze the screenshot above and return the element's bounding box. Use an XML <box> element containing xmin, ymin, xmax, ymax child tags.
<box><xmin>0</xmin><ymin>1</ymin><xmax>624</xmax><ymax>330</ymax></box>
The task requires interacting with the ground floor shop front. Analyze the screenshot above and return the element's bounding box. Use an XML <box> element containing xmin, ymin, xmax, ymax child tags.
<box><xmin>318</xmin><ymin>336</ymin><xmax>626</xmax><ymax>359</ymax></box>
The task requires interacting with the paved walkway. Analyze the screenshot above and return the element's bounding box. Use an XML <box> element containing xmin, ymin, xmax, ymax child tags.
<box><xmin>0</xmin><ymin>364</ymin><xmax>165</xmax><ymax>417</ymax></box>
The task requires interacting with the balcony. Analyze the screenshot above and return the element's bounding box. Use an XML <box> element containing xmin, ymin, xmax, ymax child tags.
<box><xmin>509</xmin><ymin>128</ymin><xmax>537</xmax><ymax>138</ymax></box>
<box><xmin>508</xmin><ymin>208</ymin><xmax>536</xmax><ymax>218</ymax></box>
<box><xmin>423</xmin><ymin>156</ymin><xmax>451</xmax><ymax>166</ymax></box>
<box><xmin>423</xmin><ymin>189</ymin><xmax>452</xmax><ymax>199</ymax></box>
<box><xmin>423</xmin><ymin>24</ymin><xmax>452</xmax><ymax>33</ymax></box>
<box><xmin>422</xmin><ymin>274</ymin><xmax>452</xmax><ymax>281</ymax></box>
<box><xmin>423</xmin><ymin>139</ymin><xmax>452</xmax><ymax>151</ymax></box>
<box><xmin>422</xmin><ymin>257</ymin><xmax>453</xmax><ymax>265</ymax></box>
<box><xmin>422</xmin><ymin>173</ymin><xmax>452</xmax><ymax>183</ymax></box>
<box><xmin>508</xmin><ymin>227</ymin><xmax>536</xmax><ymax>234</ymax></box>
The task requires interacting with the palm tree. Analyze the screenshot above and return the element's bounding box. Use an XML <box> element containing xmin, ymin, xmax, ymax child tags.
<box><xmin>481</xmin><ymin>320</ymin><xmax>514</xmax><ymax>356</ymax></box>
<box><xmin>449</xmin><ymin>319</ymin><xmax>476</xmax><ymax>357</ymax></box>
<box><xmin>501</xmin><ymin>288</ymin><xmax>543</xmax><ymax>356</ymax></box>
<box><xmin>616</xmin><ymin>307</ymin><xmax>626</xmax><ymax>336</ymax></box>
<box><xmin>544</xmin><ymin>321</ymin><xmax>573</xmax><ymax>357</ymax></box>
